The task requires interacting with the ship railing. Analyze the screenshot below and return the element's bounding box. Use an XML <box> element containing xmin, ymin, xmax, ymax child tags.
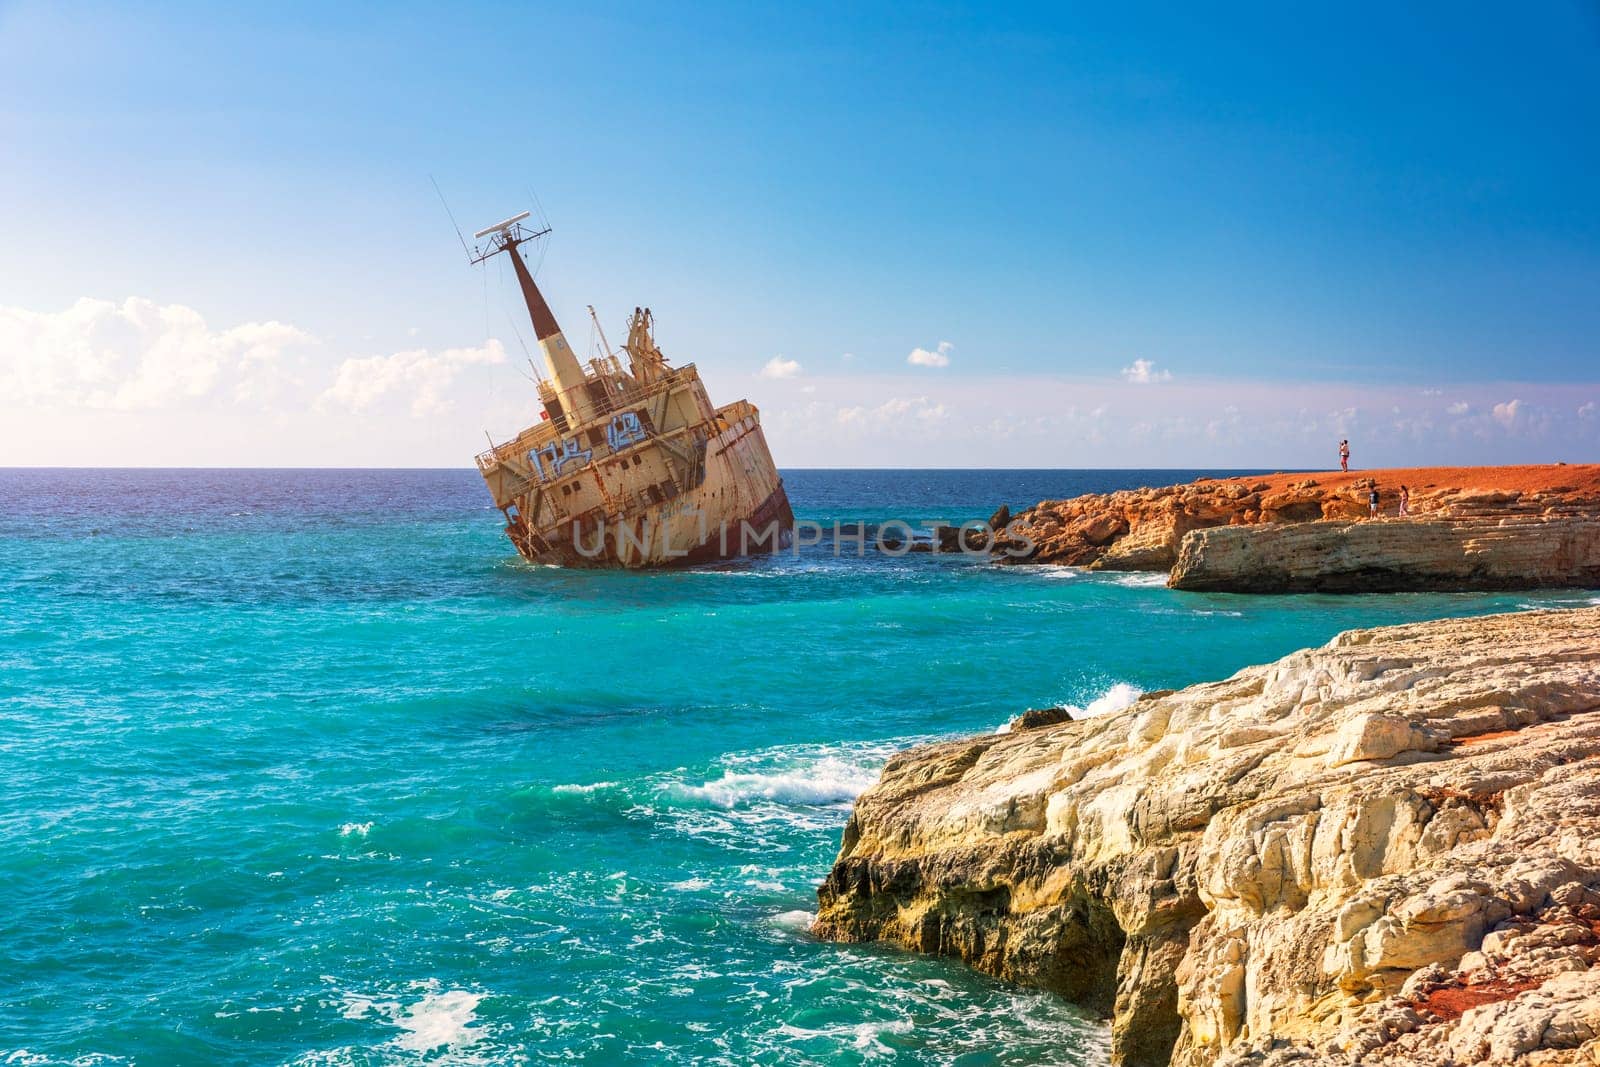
<box><xmin>476</xmin><ymin>421</ymin><xmax>559</xmax><ymax>472</ymax></box>
<box><xmin>534</xmin><ymin>365</ymin><xmax>690</xmax><ymax>424</ymax></box>
<box><xmin>584</xmin><ymin>369</ymin><xmax>682</xmax><ymax>420</ymax></box>
<box><xmin>478</xmin><ymin>364</ymin><xmax>700</xmax><ymax>472</ymax></box>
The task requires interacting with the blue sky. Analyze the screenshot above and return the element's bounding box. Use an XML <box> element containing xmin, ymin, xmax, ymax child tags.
<box><xmin>2</xmin><ymin>1</ymin><xmax>1597</xmax><ymax>466</ymax></box>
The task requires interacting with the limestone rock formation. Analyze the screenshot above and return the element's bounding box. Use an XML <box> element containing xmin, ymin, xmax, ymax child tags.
<box><xmin>1169</xmin><ymin>516</ymin><xmax>1600</xmax><ymax>593</ymax></box>
<box><xmin>814</xmin><ymin>608</ymin><xmax>1600</xmax><ymax>1066</ymax></box>
<box><xmin>992</xmin><ymin>466</ymin><xmax>1600</xmax><ymax>578</ymax></box>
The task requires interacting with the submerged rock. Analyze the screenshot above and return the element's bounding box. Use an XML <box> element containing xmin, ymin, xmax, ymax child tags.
<box><xmin>814</xmin><ymin>608</ymin><xmax>1600</xmax><ymax>1067</ymax></box>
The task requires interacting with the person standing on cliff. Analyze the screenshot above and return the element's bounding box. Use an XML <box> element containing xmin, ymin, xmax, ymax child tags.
<box><xmin>1398</xmin><ymin>485</ymin><xmax>1410</xmax><ymax>517</ymax></box>
<box><xmin>1339</xmin><ymin>439</ymin><xmax>1350</xmax><ymax>472</ymax></box>
<box><xmin>1369</xmin><ymin>483</ymin><xmax>1381</xmax><ymax>517</ymax></box>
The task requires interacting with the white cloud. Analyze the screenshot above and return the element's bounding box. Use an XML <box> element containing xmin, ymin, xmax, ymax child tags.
<box><xmin>1579</xmin><ymin>401</ymin><xmax>1596</xmax><ymax>420</ymax></box>
<box><xmin>1327</xmin><ymin>406</ymin><xmax>1360</xmax><ymax>435</ymax></box>
<box><xmin>319</xmin><ymin>340</ymin><xmax>506</xmax><ymax>417</ymax></box>
<box><xmin>0</xmin><ymin>296</ymin><xmax>313</xmax><ymax>410</ymax></box>
<box><xmin>1447</xmin><ymin>401</ymin><xmax>1470</xmax><ymax>416</ymax></box>
<box><xmin>760</xmin><ymin>355</ymin><xmax>802</xmax><ymax>379</ymax></box>
<box><xmin>1491</xmin><ymin>398</ymin><xmax>1523</xmax><ymax>429</ymax></box>
<box><xmin>907</xmin><ymin>341</ymin><xmax>952</xmax><ymax>368</ymax></box>
<box><xmin>1121</xmin><ymin>358</ymin><xmax>1172</xmax><ymax>384</ymax></box>
<box><xmin>836</xmin><ymin>395</ymin><xmax>948</xmax><ymax>428</ymax></box>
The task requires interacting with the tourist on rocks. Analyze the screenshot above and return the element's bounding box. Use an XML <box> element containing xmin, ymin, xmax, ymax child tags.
<box><xmin>1369</xmin><ymin>483</ymin><xmax>1381</xmax><ymax>517</ymax></box>
<box><xmin>1339</xmin><ymin>439</ymin><xmax>1350</xmax><ymax>472</ymax></box>
<box><xmin>1398</xmin><ymin>485</ymin><xmax>1410</xmax><ymax>517</ymax></box>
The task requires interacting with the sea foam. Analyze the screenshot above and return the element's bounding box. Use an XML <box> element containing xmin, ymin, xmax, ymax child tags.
<box><xmin>1077</xmin><ymin>682</ymin><xmax>1143</xmax><ymax>717</ymax></box>
<box><xmin>768</xmin><ymin>908</ymin><xmax>817</xmax><ymax>932</ymax></box>
<box><xmin>670</xmin><ymin>756</ymin><xmax>881</xmax><ymax>809</ymax></box>
<box><xmin>1102</xmin><ymin>571</ymin><xmax>1170</xmax><ymax>588</ymax></box>
<box><xmin>341</xmin><ymin>986</ymin><xmax>487</xmax><ymax>1056</ymax></box>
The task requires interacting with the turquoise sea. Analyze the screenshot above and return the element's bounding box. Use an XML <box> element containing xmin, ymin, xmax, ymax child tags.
<box><xmin>4</xmin><ymin>468</ymin><xmax>1596</xmax><ymax>1067</ymax></box>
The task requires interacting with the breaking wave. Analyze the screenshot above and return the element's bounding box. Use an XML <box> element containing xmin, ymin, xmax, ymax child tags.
<box><xmin>1076</xmin><ymin>681</ymin><xmax>1143</xmax><ymax>717</ymax></box>
<box><xmin>668</xmin><ymin>756</ymin><xmax>881</xmax><ymax>809</ymax></box>
<box><xmin>548</xmin><ymin>738</ymin><xmax>935</xmax><ymax>859</ymax></box>
<box><xmin>997</xmin><ymin>681</ymin><xmax>1144</xmax><ymax>733</ymax></box>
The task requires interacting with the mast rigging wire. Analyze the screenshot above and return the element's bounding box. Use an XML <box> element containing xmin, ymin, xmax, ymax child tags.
<box><xmin>429</xmin><ymin>175</ymin><xmax>472</xmax><ymax>261</ymax></box>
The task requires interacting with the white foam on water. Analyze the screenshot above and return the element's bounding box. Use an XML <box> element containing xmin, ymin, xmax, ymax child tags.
<box><xmin>338</xmin><ymin>821</ymin><xmax>372</xmax><ymax>837</ymax></box>
<box><xmin>768</xmin><ymin>908</ymin><xmax>816</xmax><ymax>932</ymax></box>
<box><xmin>670</xmin><ymin>756</ymin><xmax>882</xmax><ymax>809</ymax></box>
<box><xmin>334</xmin><ymin>983</ymin><xmax>490</xmax><ymax>1059</ymax></box>
<box><xmin>340</xmin><ymin>994</ymin><xmax>385</xmax><ymax>1021</ymax></box>
<box><xmin>683</xmin><ymin>561</ymin><xmax>836</xmax><ymax>579</ymax></box>
<box><xmin>853</xmin><ymin>1018</ymin><xmax>915</xmax><ymax>1052</ymax></box>
<box><xmin>1036</xmin><ymin>566</ymin><xmax>1082</xmax><ymax>580</ymax></box>
<box><xmin>1516</xmin><ymin>596</ymin><xmax>1600</xmax><ymax>610</ymax></box>
<box><xmin>604</xmin><ymin>737</ymin><xmax>937</xmax><ymax>854</ymax></box>
<box><xmin>1102</xmin><ymin>571</ymin><xmax>1169</xmax><ymax>588</ymax></box>
<box><xmin>996</xmin><ymin>564</ymin><xmax>1079</xmax><ymax>580</ymax></box>
<box><xmin>392</xmin><ymin>989</ymin><xmax>484</xmax><ymax>1054</ymax></box>
<box><xmin>550</xmin><ymin>780</ymin><xmax>618</xmax><ymax>795</ymax></box>
<box><xmin>666</xmin><ymin>876</ymin><xmax>712</xmax><ymax>891</ymax></box>
<box><xmin>747</xmin><ymin>879</ymin><xmax>788</xmax><ymax>892</ymax></box>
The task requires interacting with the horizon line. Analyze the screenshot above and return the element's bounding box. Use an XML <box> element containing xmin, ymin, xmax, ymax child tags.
<box><xmin>4</xmin><ymin>463</ymin><xmax>1584</xmax><ymax>473</ymax></box>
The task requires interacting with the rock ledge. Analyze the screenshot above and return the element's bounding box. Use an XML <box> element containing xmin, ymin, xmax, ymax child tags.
<box><xmin>814</xmin><ymin>608</ymin><xmax>1600</xmax><ymax>1066</ymax></box>
<box><xmin>992</xmin><ymin>465</ymin><xmax>1600</xmax><ymax>592</ymax></box>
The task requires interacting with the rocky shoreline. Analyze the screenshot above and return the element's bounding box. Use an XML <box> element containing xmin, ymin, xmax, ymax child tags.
<box><xmin>991</xmin><ymin>464</ymin><xmax>1600</xmax><ymax>593</ymax></box>
<box><xmin>814</xmin><ymin>608</ymin><xmax>1600</xmax><ymax>1066</ymax></box>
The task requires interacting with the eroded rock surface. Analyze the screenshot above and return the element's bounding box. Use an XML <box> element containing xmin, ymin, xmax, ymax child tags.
<box><xmin>814</xmin><ymin>608</ymin><xmax>1600</xmax><ymax>1066</ymax></box>
<box><xmin>1170</xmin><ymin>516</ymin><xmax>1600</xmax><ymax>593</ymax></box>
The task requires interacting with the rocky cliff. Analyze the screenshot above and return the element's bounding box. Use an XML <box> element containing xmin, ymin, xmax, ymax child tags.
<box><xmin>1169</xmin><ymin>516</ymin><xmax>1600</xmax><ymax>593</ymax></box>
<box><xmin>992</xmin><ymin>465</ymin><xmax>1600</xmax><ymax>579</ymax></box>
<box><xmin>814</xmin><ymin>608</ymin><xmax>1600</xmax><ymax>1066</ymax></box>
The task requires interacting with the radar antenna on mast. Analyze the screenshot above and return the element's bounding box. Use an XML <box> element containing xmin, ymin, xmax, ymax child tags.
<box><xmin>469</xmin><ymin>211</ymin><xmax>550</xmax><ymax>264</ymax></box>
<box><xmin>472</xmin><ymin>210</ymin><xmax>532</xmax><ymax>240</ymax></box>
<box><xmin>467</xmin><ymin>210</ymin><xmax>558</xmax><ymax>338</ymax></box>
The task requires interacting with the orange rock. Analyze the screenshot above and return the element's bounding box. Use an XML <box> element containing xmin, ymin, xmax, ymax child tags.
<box><xmin>1002</xmin><ymin>465</ymin><xmax>1600</xmax><ymax>567</ymax></box>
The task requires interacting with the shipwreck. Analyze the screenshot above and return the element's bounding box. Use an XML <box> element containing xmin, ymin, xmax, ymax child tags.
<box><xmin>469</xmin><ymin>213</ymin><xmax>793</xmax><ymax>567</ymax></box>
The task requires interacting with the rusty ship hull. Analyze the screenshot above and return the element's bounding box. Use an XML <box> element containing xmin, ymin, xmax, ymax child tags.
<box><xmin>478</xmin><ymin>372</ymin><xmax>793</xmax><ymax>568</ymax></box>
<box><xmin>469</xmin><ymin>215</ymin><xmax>792</xmax><ymax>569</ymax></box>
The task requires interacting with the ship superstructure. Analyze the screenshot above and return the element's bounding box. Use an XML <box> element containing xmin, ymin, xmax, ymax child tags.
<box><xmin>469</xmin><ymin>214</ymin><xmax>793</xmax><ymax>567</ymax></box>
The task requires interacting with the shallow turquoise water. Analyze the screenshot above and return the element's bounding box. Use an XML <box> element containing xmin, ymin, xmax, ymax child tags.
<box><xmin>3</xmin><ymin>468</ymin><xmax>1594</xmax><ymax>1066</ymax></box>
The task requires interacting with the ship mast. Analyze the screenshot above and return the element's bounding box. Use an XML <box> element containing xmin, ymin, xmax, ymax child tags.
<box><xmin>470</xmin><ymin>212</ymin><xmax>596</xmax><ymax>424</ymax></box>
<box><xmin>587</xmin><ymin>305</ymin><xmax>618</xmax><ymax>361</ymax></box>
